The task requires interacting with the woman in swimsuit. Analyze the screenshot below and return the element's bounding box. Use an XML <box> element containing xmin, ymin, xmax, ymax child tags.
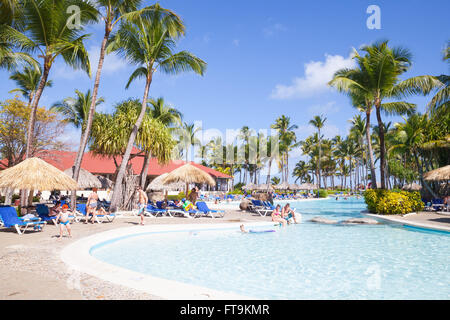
<box><xmin>86</xmin><ymin>188</ymin><xmax>99</xmax><ymax>224</ymax></box>
<box><xmin>271</xmin><ymin>204</ymin><xmax>287</xmax><ymax>227</ymax></box>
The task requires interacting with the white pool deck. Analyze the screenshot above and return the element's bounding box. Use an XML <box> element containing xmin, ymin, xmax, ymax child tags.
<box><xmin>61</xmin><ymin>221</ymin><xmax>274</xmax><ymax>300</ymax></box>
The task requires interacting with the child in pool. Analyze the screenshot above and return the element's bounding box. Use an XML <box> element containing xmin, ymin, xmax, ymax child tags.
<box><xmin>56</xmin><ymin>204</ymin><xmax>72</xmax><ymax>239</ymax></box>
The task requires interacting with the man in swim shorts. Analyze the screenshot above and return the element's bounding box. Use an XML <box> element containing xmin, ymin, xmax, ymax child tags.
<box><xmin>136</xmin><ymin>186</ymin><xmax>148</xmax><ymax>225</ymax></box>
<box><xmin>282</xmin><ymin>203</ymin><xmax>299</xmax><ymax>224</ymax></box>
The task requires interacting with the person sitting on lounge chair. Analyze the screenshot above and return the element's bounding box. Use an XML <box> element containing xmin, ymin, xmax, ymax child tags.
<box><xmin>271</xmin><ymin>205</ymin><xmax>286</xmax><ymax>227</ymax></box>
<box><xmin>182</xmin><ymin>199</ymin><xmax>195</xmax><ymax>211</ymax></box>
<box><xmin>49</xmin><ymin>201</ymin><xmax>61</xmax><ymax>216</ymax></box>
<box><xmin>282</xmin><ymin>203</ymin><xmax>299</xmax><ymax>224</ymax></box>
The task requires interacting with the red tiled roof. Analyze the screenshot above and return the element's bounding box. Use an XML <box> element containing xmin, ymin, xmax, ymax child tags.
<box><xmin>1</xmin><ymin>149</ymin><xmax>231</xmax><ymax>179</ymax></box>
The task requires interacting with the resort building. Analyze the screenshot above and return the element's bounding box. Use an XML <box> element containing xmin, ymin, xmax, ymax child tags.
<box><xmin>0</xmin><ymin>149</ymin><xmax>232</xmax><ymax>192</ymax></box>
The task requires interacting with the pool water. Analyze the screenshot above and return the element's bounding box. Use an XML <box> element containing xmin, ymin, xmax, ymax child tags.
<box><xmin>91</xmin><ymin>198</ymin><xmax>450</xmax><ymax>299</ymax></box>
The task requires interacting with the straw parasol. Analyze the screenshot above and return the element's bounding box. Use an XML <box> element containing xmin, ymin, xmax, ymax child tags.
<box><xmin>146</xmin><ymin>173</ymin><xmax>184</xmax><ymax>192</ymax></box>
<box><xmin>289</xmin><ymin>183</ymin><xmax>301</xmax><ymax>190</ymax></box>
<box><xmin>423</xmin><ymin>165</ymin><xmax>450</xmax><ymax>181</ymax></box>
<box><xmin>255</xmin><ymin>183</ymin><xmax>274</xmax><ymax>192</ymax></box>
<box><xmin>242</xmin><ymin>183</ymin><xmax>257</xmax><ymax>191</ymax></box>
<box><xmin>299</xmin><ymin>183</ymin><xmax>318</xmax><ymax>190</ymax></box>
<box><xmin>0</xmin><ymin>157</ymin><xmax>78</xmax><ymax>191</ymax></box>
<box><xmin>64</xmin><ymin>167</ymin><xmax>101</xmax><ymax>189</ymax></box>
<box><xmin>162</xmin><ymin>163</ymin><xmax>216</xmax><ymax>195</ymax></box>
<box><xmin>96</xmin><ymin>175</ymin><xmax>114</xmax><ymax>189</ymax></box>
<box><xmin>275</xmin><ymin>181</ymin><xmax>291</xmax><ymax>190</ymax></box>
<box><xmin>402</xmin><ymin>182</ymin><xmax>422</xmax><ymax>191</ymax></box>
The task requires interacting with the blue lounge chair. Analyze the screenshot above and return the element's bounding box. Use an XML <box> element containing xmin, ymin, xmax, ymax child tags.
<box><xmin>0</xmin><ymin>206</ymin><xmax>46</xmax><ymax>234</ymax></box>
<box><xmin>76</xmin><ymin>203</ymin><xmax>115</xmax><ymax>223</ymax></box>
<box><xmin>144</xmin><ymin>204</ymin><xmax>167</xmax><ymax>217</ymax></box>
<box><xmin>194</xmin><ymin>201</ymin><xmax>225</xmax><ymax>218</ymax></box>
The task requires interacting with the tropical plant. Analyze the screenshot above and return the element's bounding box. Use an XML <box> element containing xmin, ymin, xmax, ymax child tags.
<box><xmin>0</xmin><ymin>0</ymin><xmax>98</xmax><ymax>158</ymax></box>
<box><xmin>106</xmin><ymin>14</ymin><xmax>206</xmax><ymax>210</ymax></box>
<box><xmin>71</xmin><ymin>2</ymin><xmax>185</xmax><ymax>193</ymax></box>
<box><xmin>309</xmin><ymin>115</ymin><xmax>326</xmax><ymax>189</ymax></box>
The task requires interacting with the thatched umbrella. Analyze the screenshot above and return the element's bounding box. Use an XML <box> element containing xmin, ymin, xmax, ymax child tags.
<box><xmin>275</xmin><ymin>181</ymin><xmax>291</xmax><ymax>190</ymax></box>
<box><xmin>64</xmin><ymin>167</ymin><xmax>101</xmax><ymax>189</ymax></box>
<box><xmin>300</xmin><ymin>183</ymin><xmax>318</xmax><ymax>190</ymax></box>
<box><xmin>96</xmin><ymin>175</ymin><xmax>114</xmax><ymax>189</ymax></box>
<box><xmin>162</xmin><ymin>163</ymin><xmax>216</xmax><ymax>195</ymax></box>
<box><xmin>242</xmin><ymin>183</ymin><xmax>257</xmax><ymax>191</ymax></box>
<box><xmin>255</xmin><ymin>183</ymin><xmax>274</xmax><ymax>191</ymax></box>
<box><xmin>0</xmin><ymin>157</ymin><xmax>78</xmax><ymax>191</ymax></box>
<box><xmin>423</xmin><ymin>165</ymin><xmax>450</xmax><ymax>181</ymax></box>
<box><xmin>289</xmin><ymin>183</ymin><xmax>301</xmax><ymax>190</ymax></box>
<box><xmin>146</xmin><ymin>173</ymin><xmax>184</xmax><ymax>192</ymax></box>
<box><xmin>402</xmin><ymin>183</ymin><xmax>422</xmax><ymax>191</ymax></box>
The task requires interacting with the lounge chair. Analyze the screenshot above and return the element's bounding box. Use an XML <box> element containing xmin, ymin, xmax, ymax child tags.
<box><xmin>0</xmin><ymin>206</ymin><xmax>46</xmax><ymax>234</ymax></box>
<box><xmin>194</xmin><ymin>201</ymin><xmax>225</xmax><ymax>218</ymax></box>
<box><xmin>250</xmin><ymin>200</ymin><xmax>272</xmax><ymax>216</ymax></box>
<box><xmin>145</xmin><ymin>204</ymin><xmax>167</xmax><ymax>217</ymax></box>
<box><xmin>75</xmin><ymin>204</ymin><xmax>115</xmax><ymax>223</ymax></box>
<box><xmin>36</xmin><ymin>204</ymin><xmax>59</xmax><ymax>225</ymax></box>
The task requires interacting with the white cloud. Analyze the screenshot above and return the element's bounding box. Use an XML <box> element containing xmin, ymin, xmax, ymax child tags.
<box><xmin>263</xmin><ymin>23</ymin><xmax>287</xmax><ymax>37</ymax></box>
<box><xmin>52</xmin><ymin>45</ymin><xmax>127</xmax><ymax>80</ymax></box>
<box><xmin>270</xmin><ymin>53</ymin><xmax>356</xmax><ymax>99</ymax></box>
<box><xmin>307</xmin><ymin>101</ymin><xmax>339</xmax><ymax>115</ymax></box>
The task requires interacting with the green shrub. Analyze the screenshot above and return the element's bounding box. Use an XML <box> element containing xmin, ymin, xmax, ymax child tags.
<box><xmin>167</xmin><ymin>192</ymin><xmax>187</xmax><ymax>201</ymax></box>
<box><xmin>227</xmin><ymin>189</ymin><xmax>243</xmax><ymax>195</ymax></box>
<box><xmin>364</xmin><ymin>189</ymin><xmax>423</xmax><ymax>215</ymax></box>
<box><xmin>317</xmin><ymin>189</ymin><xmax>328</xmax><ymax>198</ymax></box>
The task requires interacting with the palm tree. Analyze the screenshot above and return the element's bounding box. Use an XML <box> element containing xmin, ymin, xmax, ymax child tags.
<box><xmin>71</xmin><ymin>2</ymin><xmax>185</xmax><ymax>190</ymax></box>
<box><xmin>309</xmin><ymin>115</ymin><xmax>326</xmax><ymax>191</ymax></box>
<box><xmin>137</xmin><ymin>96</ymin><xmax>183</xmax><ymax>188</ymax></box>
<box><xmin>329</xmin><ymin>40</ymin><xmax>439</xmax><ymax>188</ymax></box>
<box><xmin>292</xmin><ymin>160</ymin><xmax>310</xmax><ymax>183</ymax></box>
<box><xmin>177</xmin><ymin>122</ymin><xmax>202</xmax><ymax>163</ymax></box>
<box><xmin>106</xmin><ymin>12</ymin><xmax>206</xmax><ymax>210</ymax></box>
<box><xmin>9</xmin><ymin>65</ymin><xmax>52</xmax><ymax>107</ymax></box>
<box><xmin>51</xmin><ymin>89</ymin><xmax>105</xmax><ymax>143</ymax></box>
<box><xmin>271</xmin><ymin>177</ymin><xmax>280</xmax><ymax>185</ymax></box>
<box><xmin>271</xmin><ymin>115</ymin><xmax>298</xmax><ymax>182</ymax></box>
<box><xmin>1</xmin><ymin>0</ymin><xmax>98</xmax><ymax>159</ymax></box>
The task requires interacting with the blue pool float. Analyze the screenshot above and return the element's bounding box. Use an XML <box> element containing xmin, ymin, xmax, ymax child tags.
<box><xmin>249</xmin><ymin>229</ymin><xmax>275</xmax><ymax>233</ymax></box>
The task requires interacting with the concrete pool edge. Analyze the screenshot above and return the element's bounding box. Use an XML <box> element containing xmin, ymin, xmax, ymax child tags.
<box><xmin>362</xmin><ymin>212</ymin><xmax>450</xmax><ymax>233</ymax></box>
<box><xmin>61</xmin><ymin>222</ymin><xmax>275</xmax><ymax>300</ymax></box>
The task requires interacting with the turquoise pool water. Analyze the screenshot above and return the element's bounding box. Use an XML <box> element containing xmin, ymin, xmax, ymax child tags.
<box><xmin>91</xmin><ymin>198</ymin><xmax>450</xmax><ymax>299</ymax></box>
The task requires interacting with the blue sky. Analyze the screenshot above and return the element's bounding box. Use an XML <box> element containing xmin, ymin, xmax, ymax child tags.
<box><xmin>1</xmin><ymin>0</ymin><xmax>449</xmax><ymax>183</ymax></box>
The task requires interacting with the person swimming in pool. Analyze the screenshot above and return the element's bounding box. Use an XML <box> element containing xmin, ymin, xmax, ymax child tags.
<box><xmin>240</xmin><ymin>224</ymin><xmax>249</xmax><ymax>233</ymax></box>
<box><xmin>271</xmin><ymin>204</ymin><xmax>287</xmax><ymax>227</ymax></box>
<box><xmin>56</xmin><ymin>204</ymin><xmax>72</xmax><ymax>239</ymax></box>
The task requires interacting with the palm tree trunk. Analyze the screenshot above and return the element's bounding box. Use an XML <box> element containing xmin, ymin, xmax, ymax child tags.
<box><xmin>71</xmin><ymin>26</ymin><xmax>111</xmax><ymax>209</ymax></box>
<box><xmin>22</xmin><ymin>57</ymin><xmax>50</xmax><ymax>207</ymax></box>
<box><xmin>140</xmin><ymin>151</ymin><xmax>151</xmax><ymax>189</ymax></box>
<box><xmin>318</xmin><ymin>130</ymin><xmax>322</xmax><ymax>189</ymax></box>
<box><xmin>413</xmin><ymin>151</ymin><xmax>437</xmax><ymax>198</ymax></box>
<box><xmin>375</xmin><ymin>104</ymin><xmax>386</xmax><ymax>189</ymax></box>
<box><xmin>365</xmin><ymin>110</ymin><xmax>377</xmax><ymax>189</ymax></box>
<box><xmin>110</xmin><ymin>72</ymin><xmax>153</xmax><ymax>211</ymax></box>
<box><xmin>25</xmin><ymin>57</ymin><xmax>50</xmax><ymax>158</ymax></box>
<box><xmin>266</xmin><ymin>158</ymin><xmax>272</xmax><ymax>184</ymax></box>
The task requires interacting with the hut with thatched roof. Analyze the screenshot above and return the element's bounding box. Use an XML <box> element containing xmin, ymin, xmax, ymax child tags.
<box><xmin>0</xmin><ymin>157</ymin><xmax>78</xmax><ymax>191</ymax></box>
<box><xmin>146</xmin><ymin>173</ymin><xmax>184</xmax><ymax>192</ymax></box>
<box><xmin>423</xmin><ymin>165</ymin><xmax>450</xmax><ymax>181</ymax></box>
<box><xmin>64</xmin><ymin>167</ymin><xmax>101</xmax><ymax>189</ymax></box>
<box><xmin>402</xmin><ymin>183</ymin><xmax>422</xmax><ymax>191</ymax></box>
<box><xmin>162</xmin><ymin>163</ymin><xmax>216</xmax><ymax>195</ymax></box>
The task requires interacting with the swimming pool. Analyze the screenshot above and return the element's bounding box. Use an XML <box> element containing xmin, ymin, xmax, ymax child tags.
<box><xmin>90</xmin><ymin>198</ymin><xmax>450</xmax><ymax>299</ymax></box>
